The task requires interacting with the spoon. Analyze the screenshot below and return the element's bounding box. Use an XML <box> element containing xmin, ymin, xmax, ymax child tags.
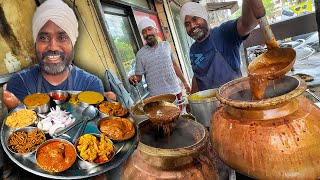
<box><xmin>72</xmin><ymin>105</ymin><xmax>98</xmax><ymax>144</ymax></box>
<box><xmin>52</xmin><ymin>105</ymin><xmax>97</xmax><ymax>138</ymax></box>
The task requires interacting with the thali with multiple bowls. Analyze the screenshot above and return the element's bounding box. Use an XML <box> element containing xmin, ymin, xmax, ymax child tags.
<box><xmin>1</xmin><ymin>91</ymin><xmax>138</xmax><ymax>179</ymax></box>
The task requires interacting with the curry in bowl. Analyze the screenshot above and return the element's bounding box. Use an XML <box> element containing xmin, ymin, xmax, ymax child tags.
<box><xmin>36</xmin><ymin>139</ymin><xmax>77</xmax><ymax>173</ymax></box>
<box><xmin>75</xmin><ymin>134</ymin><xmax>114</xmax><ymax>164</ymax></box>
<box><xmin>5</xmin><ymin>109</ymin><xmax>37</xmax><ymax>128</ymax></box>
<box><xmin>23</xmin><ymin>93</ymin><xmax>50</xmax><ymax>106</ymax></box>
<box><xmin>98</xmin><ymin>117</ymin><xmax>135</xmax><ymax>141</ymax></box>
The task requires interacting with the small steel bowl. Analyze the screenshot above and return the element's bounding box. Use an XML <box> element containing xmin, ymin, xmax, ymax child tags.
<box><xmin>5</xmin><ymin>109</ymin><xmax>37</xmax><ymax>128</ymax></box>
<box><xmin>49</xmin><ymin>90</ymin><xmax>69</xmax><ymax>105</ymax></box>
<box><xmin>97</xmin><ymin>117</ymin><xmax>135</xmax><ymax>142</ymax></box>
<box><xmin>7</xmin><ymin>127</ymin><xmax>46</xmax><ymax>155</ymax></box>
<box><xmin>97</xmin><ymin>101</ymin><xmax>128</xmax><ymax>118</ymax></box>
<box><xmin>74</xmin><ymin>133</ymin><xmax>115</xmax><ymax>164</ymax></box>
<box><xmin>77</xmin><ymin>91</ymin><xmax>104</xmax><ymax>108</ymax></box>
<box><xmin>23</xmin><ymin>93</ymin><xmax>50</xmax><ymax>114</ymax></box>
<box><xmin>36</xmin><ymin>138</ymin><xmax>77</xmax><ymax>173</ymax></box>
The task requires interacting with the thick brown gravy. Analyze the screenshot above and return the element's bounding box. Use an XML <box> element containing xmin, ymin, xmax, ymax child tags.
<box><xmin>248</xmin><ymin>48</ymin><xmax>295</xmax><ymax>100</ymax></box>
<box><xmin>99</xmin><ymin>118</ymin><xmax>135</xmax><ymax>140</ymax></box>
<box><xmin>146</xmin><ymin>106</ymin><xmax>180</xmax><ymax>124</ymax></box>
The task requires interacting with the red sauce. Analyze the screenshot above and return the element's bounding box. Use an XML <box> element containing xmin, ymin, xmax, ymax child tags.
<box><xmin>52</xmin><ymin>93</ymin><xmax>66</xmax><ymax>100</ymax></box>
<box><xmin>36</xmin><ymin>141</ymin><xmax>76</xmax><ymax>173</ymax></box>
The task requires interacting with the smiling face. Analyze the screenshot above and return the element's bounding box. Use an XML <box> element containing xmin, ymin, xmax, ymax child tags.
<box><xmin>35</xmin><ymin>20</ymin><xmax>74</xmax><ymax>75</ymax></box>
<box><xmin>141</xmin><ymin>26</ymin><xmax>158</xmax><ymax>47</ymax></box>
<box><xmin>184</xmin><ymin>15</ymin><xmax>209</xmax><ymax>42</ymax></box>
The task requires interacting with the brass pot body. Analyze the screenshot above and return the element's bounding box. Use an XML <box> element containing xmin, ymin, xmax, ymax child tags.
<box><xmin>121</xmin><ymin>143</ymin><xmax>220</xmax><ymax>180</ymax></box>
<box><xmin>210</xmin><ymin>76</ymin><xmax>320</xmax><ymax>179</ymax></box>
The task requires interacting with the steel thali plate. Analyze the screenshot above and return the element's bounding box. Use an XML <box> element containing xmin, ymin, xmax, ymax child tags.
<box><xmin>0</xmin><ymin>92</ymin><xmax>138</xmax><ymax>179</ymax></box>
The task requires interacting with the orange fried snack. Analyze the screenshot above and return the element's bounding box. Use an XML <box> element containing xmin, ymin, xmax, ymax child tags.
<box><xmin>98</xmin><ymin>102</ymin><xmax>127</xmax><ymax>116</ymax></box>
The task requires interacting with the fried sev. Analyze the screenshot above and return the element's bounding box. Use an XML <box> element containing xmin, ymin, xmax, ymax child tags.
<box><xmin>8</xmin><ymin>128</ymin><xmax>45</xmax><ymax>153</ymax></box>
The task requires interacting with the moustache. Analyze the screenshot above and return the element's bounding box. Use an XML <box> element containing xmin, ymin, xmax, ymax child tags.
<box><xmin>42</xmin><ymin>51</ymin><xmax>64</xmax><ymax>59</ymax></box>
<box><xmin>145</xmin><ymin>35</ymin><xmax>155</xmax><ymax>40</ymax></box>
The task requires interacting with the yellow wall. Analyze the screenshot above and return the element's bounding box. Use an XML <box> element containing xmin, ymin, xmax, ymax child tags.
<box><xmin>70</xmin><ymin>0</ymin><xmax>119</xmax><ymax>80</ymax></box>
<box><xmin>0</xmin><ymin>0</ymin><xmax>36</xmax><ymax>75</ymax></box>
<box><xmin>154</xmin><ymin>1</ymin><xmax>179</xmax><ymax>59</ymax></box>
<box><xmin>0</xmin><ymin>0</ymin><xmax>119</xmax><ymax>84</ymax></box>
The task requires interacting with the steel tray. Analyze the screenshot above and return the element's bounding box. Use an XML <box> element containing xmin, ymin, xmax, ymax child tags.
<box><xmin>1</xmin><ymin>99</ymin><xmax>138</xmax><ymax>179</ymax></box>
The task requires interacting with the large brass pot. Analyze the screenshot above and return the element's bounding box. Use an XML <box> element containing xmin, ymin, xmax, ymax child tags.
<box><xmin>210</xmin><ymin>76</ymin><xmax>320</xmax><ymax>179</ymax></box>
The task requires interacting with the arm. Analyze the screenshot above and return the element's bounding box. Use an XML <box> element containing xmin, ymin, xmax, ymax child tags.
<box><xmin>172</xmin><ymin>60</ymin><xmax>191</xmax><ymax>94</ymax></box>
<box><xmin>191</xmin><ymin>76</ymin><xmax>199</xmax><ymax>94</ymax></box>
<box><xmin>128</xmin><ymin>75</ymin><xmax>142</xmax><ymax>86</ymax></box>
<box><xmin>237</xmin><ymin>0</ymin><xmax>266</xmax><ymax>37</ymax></box>
<box><xmin>4</xmin><ymin>89</ymin><xmax>21</xmax><ymax>110</ymax></box>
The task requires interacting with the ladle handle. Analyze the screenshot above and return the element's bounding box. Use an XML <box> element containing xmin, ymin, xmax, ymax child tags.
<box><xmin>135</xmin><ymin>86</ymin><xmax>144</xmax><ymax>106</ymax></box>
<box><xmin>258</xmin><ymin>16</ymin><xmax>280</xmax><ymax>50</ymax></box>
<box><xmin>52</xmin><ymin>118</ymin><xmax>85</xmax><ymax>138</ymax></box>
<box><xmin>306</xmin><ymin>89</ymin><xmax>320</xmax><ymax>102</ymax></box>
<box><xmin>72</xmin><ymin>117</ymin><xmax>89</xmax><ymax>144</ymax></box>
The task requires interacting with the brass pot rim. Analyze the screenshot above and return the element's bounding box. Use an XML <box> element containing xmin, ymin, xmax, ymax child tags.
<box><xmin>217</xmin><ymin>75</ymin><xmax>307</xmax><ymax>109</ymax></box>
<box><xmin>137</xmin><ymin>120</ymin><xmax>208</xmax><ymax>157</ymax></box>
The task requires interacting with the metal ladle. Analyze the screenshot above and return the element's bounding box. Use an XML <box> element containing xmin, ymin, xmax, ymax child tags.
<box><xmin>248</xmin><ymin>16</ymin><xmax>296</xmax><ymax>80</ymax></box>
<box><xmin>52</xmin><ymin>105</ymin><xmax>97</xmax><ymax>138</ymax></box>
<box><xmin>72</xmin><ymin>105</ymin><xmax>98</xmax><ymax>144</ymax></box>
<box><xmin>134</xmin><ymin>85</ymin><xmax>144</xmax><ymax>111</ymax></box>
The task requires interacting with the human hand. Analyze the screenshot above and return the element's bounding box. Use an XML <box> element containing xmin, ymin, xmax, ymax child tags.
<box><xmin>104</xmin><ymin>92</ymin><xmax>117</xmax><ymax>101</ymax></box>
<box><xmin>128</xmin><ymin>75</ymin><xmax>139</xmax><ymax>86</ymax></box>
<box><xmin>250</xmin><ymin>0</ymin><xmax>266</xmax><ymax>19</ymax></box>
<box><xmin>184</xmin><ymin>83</ymin><xmax>191</xmax><ymax>95</ymax></box>
<box><xmin>4</xmin><ymin>90</ymin><xmax>21</xmax><ymax>110</ymax></box>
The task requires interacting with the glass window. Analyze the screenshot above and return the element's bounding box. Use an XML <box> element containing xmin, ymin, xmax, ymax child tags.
<box><xmin>120</xmin><ymin>0</ymin><xmax>149</xmax><ymax>9</ymax></box>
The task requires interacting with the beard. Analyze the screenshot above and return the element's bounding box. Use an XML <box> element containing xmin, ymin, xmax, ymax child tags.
<box><xmin>188</xmin><ymin>24</ymin><xmax>209</xmax><ymax>42</ymax></box>
<box><xmin>145</xmin><ymin>34</ymin><xmax>157</xmax><ymax>46</ymax></box>
<box><xmin>37</xmin><ymin>50</ymin><xmax>74</xmax><ymax>75</ymax></box>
